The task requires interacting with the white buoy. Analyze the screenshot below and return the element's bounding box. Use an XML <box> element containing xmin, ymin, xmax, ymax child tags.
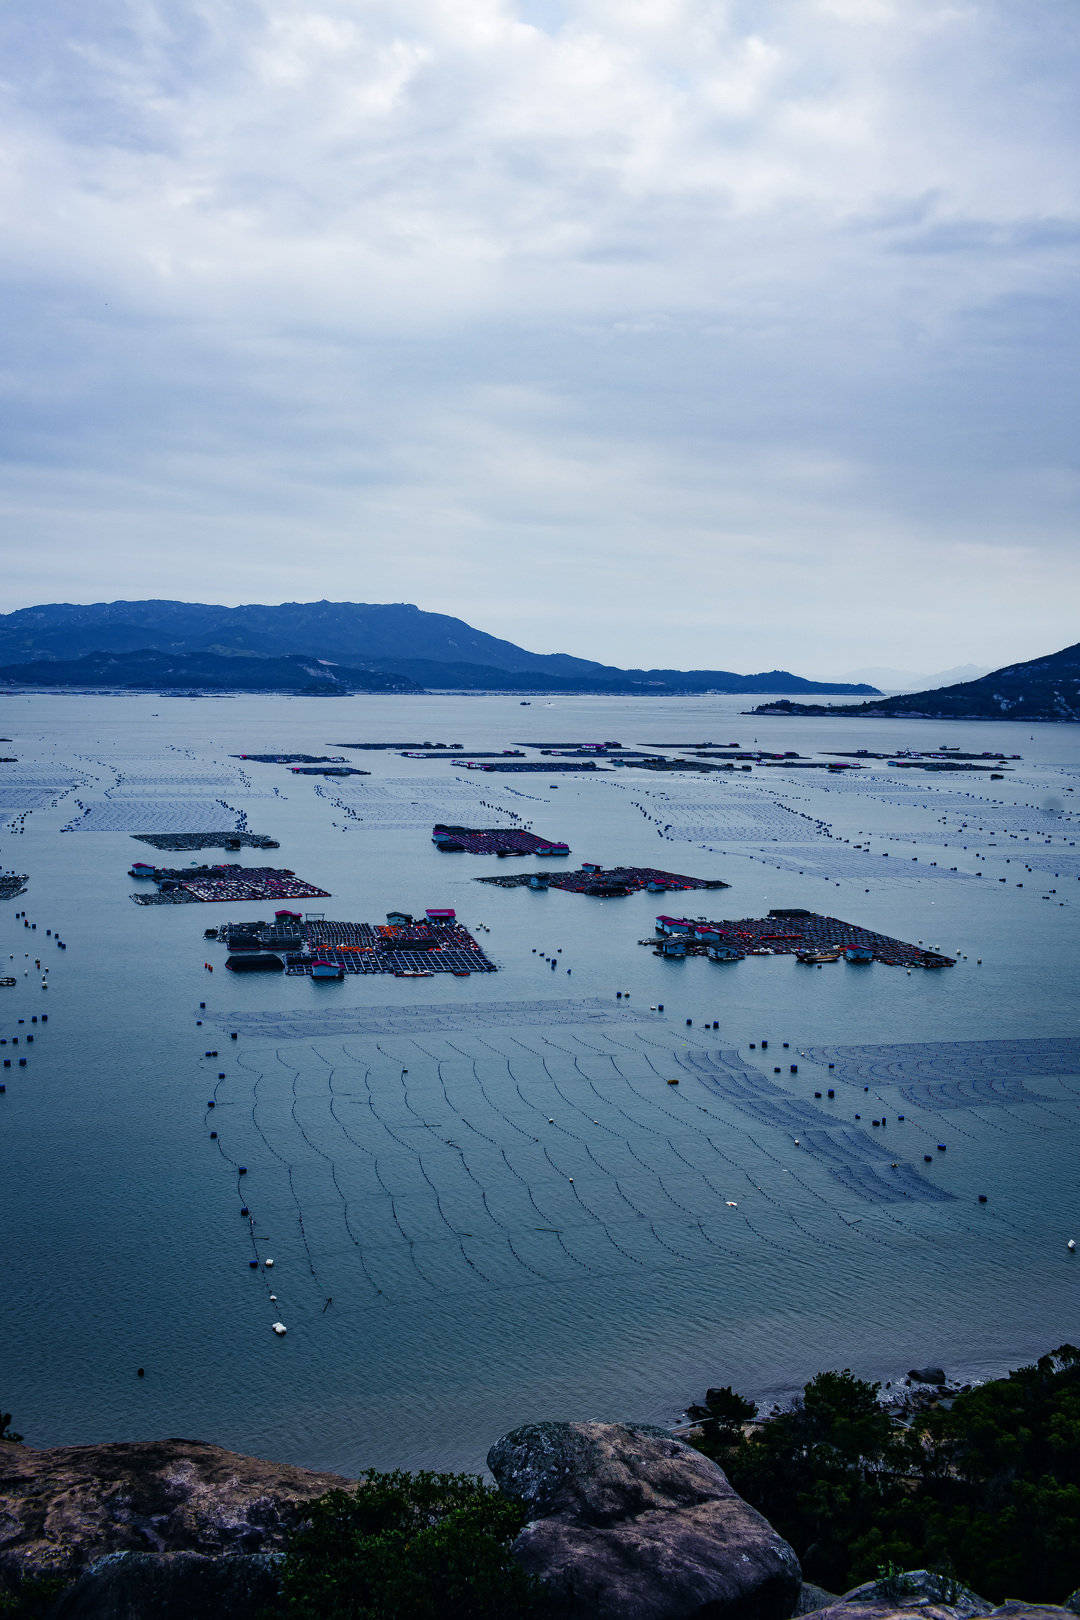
<box><xmin>1069</xmin><ymin>1240</ymin><xmax>1076</xmax><ymax>1252</ymax></box>
<box><xmin>269</xmin><ymin>1294</ymin><xmax>277</xmax><ymax>1301</ymax></box>
<box><xmin>726</xmin><ymin>1200</ymin><xmax>738</xmax><ymax>1208</ymax></box>
<box><xmin>264</xmin><ymin>1258</ymin><xmax>274</xmax><ymax>1268</ymax></box>
<box><xmin>272</xmin><ymin>1321</ymin><xmax>287</xmax><ymax>1336</ymax></box>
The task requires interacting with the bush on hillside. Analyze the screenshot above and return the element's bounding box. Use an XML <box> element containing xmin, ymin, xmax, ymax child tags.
<box><xmin>691</xmin><ymin>1346</ymin><xmax>1080</xmax><ymax>1601</ymax></box>
<box><xmin>276</xmin><ymin>1468</ymin><xmax>542</xmax><ymax>1620</ymax></box>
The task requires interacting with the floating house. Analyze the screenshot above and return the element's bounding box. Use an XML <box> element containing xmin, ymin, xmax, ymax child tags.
<box><xmin>386</xmin><ymin>910</ymin><xmax>413</xmax><ymax>926</ymax></box>
<box><xmin>707</xmin><ymin>943</ymin><xmax>745</xmax><ymax>963</ymax></box>
<box><xmin>425</xmin><ymin>907</ymin><xmax>456</xmax><ymax>921</ymax></box>
<box><xmin>655</xmin><ymin>915</ymin><xmax>693</xmax><ymax>936</ymax></box>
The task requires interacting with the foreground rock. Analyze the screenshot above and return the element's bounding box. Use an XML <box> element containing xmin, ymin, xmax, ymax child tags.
<box><xmin>802</xmin><ymin>1572</ymin><xmax>1077</xmax><ymax>1620</ymax></box>
<box><xmin>488</xmin><ymin>1419</ymin><xmax>801</xmax><ymax>1620</ymax></box>
<box><xmin>0</xmin><ymin>1438</ymin><xmax>347</xmax><ymax>1586</ymax></box>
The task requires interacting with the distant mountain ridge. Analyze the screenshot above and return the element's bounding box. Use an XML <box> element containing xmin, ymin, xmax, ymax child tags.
<box><xmin>752</xmin><ymin>641</ymin><xmax>1080</xmax><ymax>722</ymax></box>
<box><xmin>837</xmin><ymin>663</ymin><xmax>991</xmax><ymax>692</ymax></box>
<box><xmin>0</xmin><ymin>649</ymin><xmax>417</xmax><ymax>694</ymax></box>
<box><xmin>0</xmin><ymin>600</ymin><xmax>878</xmax><ymax>695</ymax></box>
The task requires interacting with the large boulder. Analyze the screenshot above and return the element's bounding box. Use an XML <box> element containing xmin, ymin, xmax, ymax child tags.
<box><xmin>487</xmin><ymin>1419</ymin><xmax>801</xmax><ymax>1620</ymax></box>
<box><xmin>0</xmin><ymin>1438</ymin><xmax>347</xmax><ymax>1586</ymax></box>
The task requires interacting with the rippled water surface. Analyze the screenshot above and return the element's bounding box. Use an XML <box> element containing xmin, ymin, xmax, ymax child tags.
<box><xmin>2</xmin><ymin>692</ymin><xmax>1078</xmax><ymax>1473</ymax></box>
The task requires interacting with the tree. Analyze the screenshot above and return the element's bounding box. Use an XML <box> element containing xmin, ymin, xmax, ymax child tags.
<box><xmin>277</xmin><ymin>1469</ymin><xmax>542</xmax><ymax>1620</ymax></box>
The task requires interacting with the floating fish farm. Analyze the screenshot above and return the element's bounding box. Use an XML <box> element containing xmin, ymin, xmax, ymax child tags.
<box><xmin>478</xmin><ymin>864</ymin><xmax>729</xmax><ymax>895</ymax></box>
<box><xmin>235</xmin><ymin>753</ymin><xmax>346</xmax><ymax>764</ymax></box>
<box><xmin>649</xmin><ymin>909</ymin><xmax>955</xmax><ymax>967</ymax></box>
<box><xmin>130</xmin><ymin>863</ymin><xmax>331</xmax><ymax>905</ymax></box>
<box><xmin>131</xmin><ymin>831</ymin><xmax>281</xmax><ymax>852</ymax></box>
<box><xmin>0</xmin><ymin>871</ymin><xmax>29</xmax><ymax>901</ymax></box>
<box><xmin>433</xmin><ymin>825</ymin><xmax>570</xmax><ymax>855</ymax></box>
<box><xmin>214</xmin><ymin>913</ymin><xmax>497</xmax><ymax>976</ymax></box>
<box><xmin>459</xmin><ymin>760</ymin><xmax>603</xmax><ymax>773</ymax></box>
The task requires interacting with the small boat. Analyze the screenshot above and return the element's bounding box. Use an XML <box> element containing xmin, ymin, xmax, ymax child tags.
<box><xmin>452</xmin><ymin>970</ymin><xmax>471</xmax><ymax>977</ymax></box>
<box><xmin>395</xmin><ymin>969</ymin><xmax>434</xmax><ymax>978</ymax></box>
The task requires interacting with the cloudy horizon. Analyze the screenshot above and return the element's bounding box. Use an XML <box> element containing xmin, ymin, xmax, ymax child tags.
<box><xmin>2</xmin><ymin>0</ymin><xmax>1077</xmax><ymax>676</ymax></box>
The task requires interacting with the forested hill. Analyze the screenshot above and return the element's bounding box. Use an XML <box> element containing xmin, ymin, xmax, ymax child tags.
<box><xmin>752</xmin><ymin>640</ymin><xmax>1080</xmax><ymax>721</ymax></box>
<box><xmin>0</xmin><ymin>600</ymin><xmax>877</xmax><ymax>694</ymax></box>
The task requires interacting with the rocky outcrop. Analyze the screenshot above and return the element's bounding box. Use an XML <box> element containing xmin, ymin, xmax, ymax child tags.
<box><xmin>0</xmin><ymin>1438</ymin><xmax>347</xmax><ymax>1586</ymax></box>
<box><xmin>488</xmin><ymin>1419</ymin><xmax>801</xmax><ymax>1620</ymax></box>
<box><xmin>801</xmin><ymin>1573</ymin><xmax>1077</xmax><ymax>1620</ymax></box>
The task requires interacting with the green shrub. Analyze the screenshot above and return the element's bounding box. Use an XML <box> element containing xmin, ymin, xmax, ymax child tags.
<box><xmin>689</xmin><ymin>1346</ymin><xmax>1080</xmax><ymax>1602</ymax></box>
<box><xmin>276</xmin><ymin>1468</ymin><xmax>542</xmax><ymax>1620</ymax></box>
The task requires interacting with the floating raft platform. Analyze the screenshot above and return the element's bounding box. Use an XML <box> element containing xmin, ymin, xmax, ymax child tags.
<box><xmin>648</xmin><ymin>909</ymin><xmax>954</xmax><ymax>968</ymax></box>
<box><xmin>0</xmin><ymin>871</ymin><xmax>29</xmax><ymax>901</ymax></box>
<box><xmin>234</xmin><ymin>753</ymin><xmax>346</xmax><ymax>764</ymax></box>
<box><xmin>459</xmin><ymin>760</ymin><xmax>603</xmax><ymax>773</ymax></box>
<box><xmin>478</xmin><ymin>865</ymin><xmax>729</xmax><ymax>895</ymax></box>
<box><xmin>434</xmin><ymin>825</ymin><xmax>570</xmax><ymax>856</ymax></box>
<box><xmin>214</xmin><ymin>916</ymin><xmax>496</xmax><ymax>976</ymax></box>
<box><xmin>131</xmin><ymin>863</ymin><xmax>330</xmax><ymax>905</ymax></box>
<box><xmin>131</xmin><ymin>831</ymin><xmax>280</xmax><ymax>852</ymax></box>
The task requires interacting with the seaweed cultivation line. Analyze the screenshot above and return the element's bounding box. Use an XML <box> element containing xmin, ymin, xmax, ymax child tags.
<box><xmin>233</xmin><ymin>1050</ymin><xmax>324</xmax><ymax>1289</ymax></box>
<box><xmin>506</xmin><ymin>1035</ymin><xmax>626</xmax><ymax>1140</ymax></box>
<box><xmin>283</xmin><ymin>1049</ymin><xmax>384</xmax><ymax>1298</ymax></box>
<box><xmin>440</xmin><ymin>1038</ymin><xmax>539</xmax><ymax>1143</ymax></box>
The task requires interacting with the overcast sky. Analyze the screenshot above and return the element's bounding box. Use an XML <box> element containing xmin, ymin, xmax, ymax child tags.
<box><xmin>1</xmin><ymin>0</ymin><xmax>1077</xmax><ymax>675</ymax></box>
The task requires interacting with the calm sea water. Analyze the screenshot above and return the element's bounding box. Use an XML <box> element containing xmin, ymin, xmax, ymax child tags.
<box><xmin>1</xmin><ymin>692</ymin><xmax>1078</xmax><ymax>1475</ymax></box>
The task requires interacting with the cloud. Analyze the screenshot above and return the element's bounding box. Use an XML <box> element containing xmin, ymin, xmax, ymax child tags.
<box><xmin>0</xmin><ymin>0</ymin><xmax>1076</xmax><ymax>669</ymax></box>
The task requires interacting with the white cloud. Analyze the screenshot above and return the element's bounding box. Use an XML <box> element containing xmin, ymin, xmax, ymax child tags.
<box><xmin>0</xmin><ymin>0</ymin><xmax>1076</xmax><ymax>668</ymax></box>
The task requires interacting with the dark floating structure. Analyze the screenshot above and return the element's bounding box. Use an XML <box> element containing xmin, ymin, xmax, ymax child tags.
<box><xmin>235</xmin><ymin>753</ymin><xmax>346</xmax><ymax>764</ymax></box>
<box><xmin>479</xmin><ymin>864</ymin><xmax>729</xmax><ymax>896</ymax></box>
<box><xmin>460</xmin><ymin>760</ymin><xmax>604</xmax><ymax>773</ymax></box>
<box><xmin>0</xmin><ymin>871</ymin><xmax>29</xmax><ymax>901</ymax></box>
<box><xmin>131</xmin><ymin>831</ymin><xmax>280</xmax><ymax>852</ymax></box>
<box><xmin>650</xmin><ymin>909</ymin><xmax>955</xmax><ymax>968</ymax></box>
<box><xmin>214</xmin><ymin>909</ymin><xmax>497</xmax><ymax>977</ymax></box>
<box><xmin>130</xmin><ymin>863</ymin><xmax>331</xmax><ymax>905</ymax></box>
<box><xmin>433</xmin><ymin>825</ymin><xmax>570</xmax><ymax>856</ymax></box>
